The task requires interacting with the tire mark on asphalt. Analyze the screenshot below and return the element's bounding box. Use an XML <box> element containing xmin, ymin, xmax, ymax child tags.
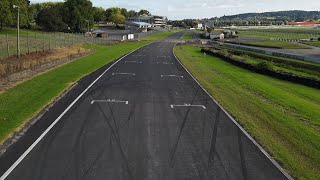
<box><xmin>95</xmin><ymin>102</ymin><xmax>133</xmax><ymax>179</ymax></box>
<box><xmin>80</xmin><ymin>145</ymin><xmax>106</xmax><ymax>179</ymax></box>
<box><xmin>61</xmin><ymin>98</ymin><xmax>99</xmax><ymax>180</ymax></box>
<box><xmin>207</xmin><ymin>107</ymin><xmax>221</xmax><ymax>169</ymax></box>
<box><xmin>169</xmin><ymin>87</ymin><xmax>200</xmax><ymax>167</ymax></box>
<box><xmin>238</xmin><ymin>129</ymin><xmax>248</xmax><ymax>180</ymax></box>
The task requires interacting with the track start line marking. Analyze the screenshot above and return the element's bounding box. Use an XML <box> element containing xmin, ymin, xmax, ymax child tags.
<box><xmin>161</xmin><ymin>75</ymin><xmax>184</xmax><ymax>78</ymax></box>
<box><xmin>125</xmin><ymin>61</ymin><xmax>143</xmax><ymax>64</ymax></box>
<box><xmin>157</xmin><ymin>55</ymin><xmax>171</xmax><ymax>58</ymax></box>
<box><xmin>91</xmin><ymin>99</ymin><xmax>129</xmax><ymax>105</ymax></box>
<box><xmin>171</xmin><ymin>104</ymin><xmax>206</xmax><ymax>110</ymax></box>
<box><xmin>112</xmin><ymin>73</ymin><xmax>136</xmax><ymax>76</ymax></box>
<box><xmin>132</xmin><ymin>55</ymin><xmax>146</xmax><ymax>57</ymax></box>
<box><xmin>157</xmin><ymin>62</ymin><xmax>174</xmax><ymax>65</ymax></box>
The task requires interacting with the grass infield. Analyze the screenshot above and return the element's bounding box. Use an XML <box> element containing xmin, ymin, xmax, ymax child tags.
<box><xmin>174</xmin><ymin>45</ymin><xmax>320</xmax><ymax>179</ymax></box>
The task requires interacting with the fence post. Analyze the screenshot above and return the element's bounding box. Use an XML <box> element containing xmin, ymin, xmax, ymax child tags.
<box><xmin>43</xmin><ymin>33</ymin><xmax>45</xmax><ymax>52</ymax></box>
<box><xmin>72</xmin><ymin>33</ymin><xmax>74</xmax><ymax>45</ymax></box>
<box><xmin>49</xmin><ymin>34</ymin><xmax>51</xmax><ymax>50</ymax></box>
<box><xmin>27</xmin><ymin>33</ymin><xmax>30</xmax><ymax>54</ymax></box>
<box><xmin>59</xmin><ymin>32</ymin><xmax>61</xmax><ymax>48</ymax></box>
<box><xmin>54</xmin><ymin>32</ymin><xmax>56</xmax><ymax>48</ymax></box>
<box><xmin>35</xmin><ymin>33</ymin><xmax>38</xmax><ymax>53</ymax></box>
<box><xmin>6</xmin><ymin>34</ymin><xmax>10</xmax><ymax>57</ymax></box>
<box><xmin>68</xmin><ymin>33</ymin><xmax>70</xmax><ymax>46</ymax></box>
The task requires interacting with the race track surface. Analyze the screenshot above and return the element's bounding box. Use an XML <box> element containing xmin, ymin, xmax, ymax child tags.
<box><xmin>1</xmin><ymin>33</ymin><xmax>288</xmax><ymax>180</ymax></box>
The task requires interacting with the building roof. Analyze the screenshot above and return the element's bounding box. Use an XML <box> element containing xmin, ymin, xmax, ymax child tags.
<box><xmin>127</xmin><ymin>21</ymin><xmax>152</xmax><ymax>26</ymax></box>
<box><xmin>92</xmin><ymin>29</ymin><xmax>106</xmax><ymax>33</ymax></box>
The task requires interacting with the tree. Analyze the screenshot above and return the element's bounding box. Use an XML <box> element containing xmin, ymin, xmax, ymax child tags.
<box><xmin>63</xmin><ymin>0</ymin><xmax>94</xmax><ymax>32</ymax></box>
<box><xmin>138</xmin><ymin>9</ymin><xmax>151</xmax><ymax>16</ymax></box>
<box><xmin>93</xmin><ymin>7</ymin><xmax>106</xmax><ymax>23</ymax></box>
<box><xmin>0</xmin><ymin>0</ymin><xmax>13</xmax><ymax>29</ymax></box>
<box><xmin>105</xmin><ymin>7</ymin><xmax>121</xmax><ymax>21</ymax></box>
<box><xmin>36</xmin><ymin>8</ymin><xmax>67</xmax><ymax>31</ymax></box>
<box><xmin>192</xmin><ymin>20</ymin><xmax>200</xmax><ymax>28</ymax></box>
<box><xmin>110</xmin><ymin>13</ymin><xmax>125</xmax><ymax>26</ymax></box>
<box><xmin>120</xmin><ymin>8</ymin><xmax>129</xmax><ymax>18</ymax></box>
<box><xmin>128</xmin><ymin>10</ymin><xmax>138</xmax><ymax>18</ymax></box>
<box><xmin>9</xmin><ymin>0</ymin><xmax>33</xmax><ymax>28</ymax></box>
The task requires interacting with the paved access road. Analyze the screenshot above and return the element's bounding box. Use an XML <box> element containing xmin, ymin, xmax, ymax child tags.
<box><xmin>1</xmin><ymin>33</ymin><xmax>288</xmax><ymax>180</ymax></box>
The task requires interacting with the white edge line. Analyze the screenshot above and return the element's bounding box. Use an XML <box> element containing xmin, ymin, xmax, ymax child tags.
<box><xmin>0</xmin><ymin>42</ymin><xmax>153</xmax><ymax>180</ymax></box>
<box><xmin>172</xmin><ymin>39</ymin><xmax>293</xmax><ymax>180</ymax></box>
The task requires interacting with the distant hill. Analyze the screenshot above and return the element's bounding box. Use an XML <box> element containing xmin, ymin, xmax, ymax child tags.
<box><xmin>216</xmin><ymin>10</ymin><xmax>320</xmax><ymax>22</ymax></box>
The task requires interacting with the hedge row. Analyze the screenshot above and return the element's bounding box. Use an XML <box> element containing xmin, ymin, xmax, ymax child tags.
<box><xmin>220</xmin><ymin>47</ymin><xmax>320</xmax><ymax>72</ymax></box>
<box><xmin>201</xmin><ymin>48</ymin><xmax>320</xmax><ymax>89</ymax></box>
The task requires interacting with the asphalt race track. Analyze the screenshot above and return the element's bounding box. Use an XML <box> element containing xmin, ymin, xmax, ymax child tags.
<box><xmin>0</xmin><ymin>32</ymin><xmax>289</xmax><ymax>180</ymax></box>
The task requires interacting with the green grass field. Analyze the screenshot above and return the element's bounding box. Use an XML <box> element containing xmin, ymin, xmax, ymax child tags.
<box><xmin>174</xmin><ymin>45</ymin><xmax>320</xmax><ymax>179</ymax></box>
<box><xmin>181</xmin><ymin>32</ymin><xmax>193</xmax><ymax>40</ymax></box>
<box><xmin>0</xmin><ymin>41</ymin><xmax>150</xmax><ymax>144</ymax></box>
<box><xmin>238</xmin><ymin>30</ymin><xmax>320</xmax><ymax>40</ymax></box>
<box><xmin>245</xmin><ymin>41</ymin><xmax>311</xmax><ymax>49</ymax></box>
<box><xmin>302</xmin><ymin>41</ymin><xmax>320</xmax><ymax>47</ymax></box>
<box><xmin>140</xmin><ymin>30</ymin><xmax>181</xmax><ymax>41</ymax></box>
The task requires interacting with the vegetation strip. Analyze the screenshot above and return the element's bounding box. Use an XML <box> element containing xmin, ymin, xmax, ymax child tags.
<box><xmin>174</xmin><ymin>45</ymin><xmax>320</xmax><ymax>179</ymax></box>
<box><xmin>201</xmin><ymin>48</ymin><xmax>320</xmax><ymax>88</ymax></box>
<box><xmin>0</xmin><ymin>41</ymin><xmax>149</xmax><ymax>144</ymax></box>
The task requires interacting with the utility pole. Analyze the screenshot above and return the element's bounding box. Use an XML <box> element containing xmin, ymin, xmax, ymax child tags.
<box><xmin>13</xmin><ymin>4</ymin><xmax>20</xmax><ymax>59</ymax></box>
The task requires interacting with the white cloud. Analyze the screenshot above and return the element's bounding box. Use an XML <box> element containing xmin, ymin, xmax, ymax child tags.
<box><xmin>30</xmin><ymin>0</ymin><xmax>320</xmax><ymax>20</ymax></box>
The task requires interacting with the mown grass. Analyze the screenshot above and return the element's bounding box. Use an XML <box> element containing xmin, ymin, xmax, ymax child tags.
<box><xmin>238</xmin><ymin>30</ymin><xmax>320</xmax><ymax>40</ymax></box>
<box><xmin>140</xmin><ymin>30</ymin><xmax>181</xmax><ymax>41</ymax></box>
<box><xmin>302</xmin><ymin>41</ymin><xmax>320</xmax><ymax>47</ymax></box>
<box><xmin>0</xmin><ymin>41</ymin><xmax>150</xmax><ymax>143</ymax></box>
<box><xmin>246</xmin><ymin>41</ymin><xmax>311</xmax><ymax>49</ymax></box>
<box><xmin>181</xmin><ymin>32</ymin><xmax>193</xmax><ymax>40</ymax></box>
<box><xmin>174</xmin><ymin>45</ymin><xmax>320</xmax><ymax>179</ymax></box>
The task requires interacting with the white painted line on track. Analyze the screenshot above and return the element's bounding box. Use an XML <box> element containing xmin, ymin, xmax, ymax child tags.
<box><xmin>132</xmin><ymin>55</ymin><xmax>146</xmax><ymax>57</ymax></box>
<box><xmin>161</xmin><ymin>75</ymin><xmax>183</xmax><ymax>78</ymax></box>
<box><xmin>171</xmin><ymin>104</ymin><xmax>206</xmax><ymax>110</ymax></box>
<box><xmin>91</xmin><ymin>99</ymin><xmax>129</xmax><ymax>105</ymax></box>
<box><xmin>112</xmin><ymin>73</ymin><xmax>136</xmax><ymax>76</ymax></box>
<box><xmin>172</xmin><ymin>40</ymin><xmax>293</xmax><ymax>180</ymax></box>
<box><xmin>157</xmin><ymin>55</ymin><xmax>171</xmax><ymax>58</ymax></box>
<box><xmin>124</xmin><ymin>61</ymin><xmax>142</xmax><ymax>64</ymax></box>
<box><xmin>0</xmin><ymin>42</ymin><xmax>153</xmax><ymax>180</ymax></box>
<box><xmin>157</xmin><ymin>62</ymin><xmax>174</xmax><ymax>65</ymax></box>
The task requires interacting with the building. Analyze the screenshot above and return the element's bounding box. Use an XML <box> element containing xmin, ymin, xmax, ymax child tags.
<box><xmin>126</xmin><ymin>15</ymin><xmax>168</xmax><ymax>28</ymax></box>
<box><xmin>201</xmin><ymin>21</ymin><xmax>215</xmax><ymax>30</ymax></box>
<box><xmin>125</xmin><ymin>21</ymin><xmax>152</xmax><ymax>32</ymax></box>
<box><xmin>197</xmin><ymin>23</ymin><xmax>203</xmax><ymax>29</ymax></box>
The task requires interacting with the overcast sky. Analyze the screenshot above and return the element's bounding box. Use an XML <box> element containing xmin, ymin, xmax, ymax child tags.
<box><xmin>31</xmin><ymin>0</ymin><xmax>320</xmax><ymax>20</ymax></box>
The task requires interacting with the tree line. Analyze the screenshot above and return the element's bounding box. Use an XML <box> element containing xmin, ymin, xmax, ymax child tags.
<box><xmin>0</xmin><ymin>0</ymin><xmax>152</xmax><ymax>32</ymax></box>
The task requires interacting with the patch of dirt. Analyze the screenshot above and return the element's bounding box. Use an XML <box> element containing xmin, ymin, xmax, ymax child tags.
<box><xmin>0</xmin><ymin>45</ymin><xmax>95</xmax><ymax>92</ymax></box>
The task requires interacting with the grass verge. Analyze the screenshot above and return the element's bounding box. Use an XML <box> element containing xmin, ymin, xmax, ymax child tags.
<box><xmin>302</xmin><ymin>41</ymin><xmax>320</xmax><ymax>47</ymax></box>
<box><xmin>174</xmin><ymin>45</ymin><xmax>320</xmax><ymax>179</ymax></box>
<box><xmin>0</xmin><ymin>41</ymin><xmax>150</xmax><ymax>144</ymax></box>
<box><xmin>181</xmin><ymin>32</ymin><xmax>193</xmax><ymax>40</ymax></box>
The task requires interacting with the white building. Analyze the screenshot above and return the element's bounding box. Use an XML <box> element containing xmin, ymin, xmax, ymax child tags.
<box><xmin>125</xmin><ymin>21</ymin><xmax>152</xmax><ymax>32</ymax></box>
<box><xmin>126</xmin><ymin>15</ymin><xmax>168</xmax><ymax>28</ymax></box>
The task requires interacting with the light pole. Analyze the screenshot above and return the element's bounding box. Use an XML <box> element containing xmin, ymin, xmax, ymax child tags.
<box><xmin>13</xmin><ymin>4</ymin><xmax>20</xmax><ymax>59</ymax></box>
